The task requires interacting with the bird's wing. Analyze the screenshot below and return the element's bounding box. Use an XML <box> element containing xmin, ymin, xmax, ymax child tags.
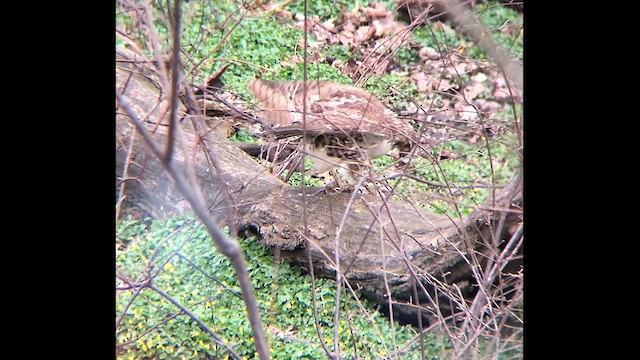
<box><xmin>249</xmin><ymin>79</ymin><xmax>417</xmax><ymax>142</ymax></box>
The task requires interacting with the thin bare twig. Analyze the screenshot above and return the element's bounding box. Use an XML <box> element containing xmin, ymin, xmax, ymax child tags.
<box><xmin>301</xmin><ymin>2</ymin><xmax>336</xmax><ymax>359</ymax></box>
<box><xmin>116</xmin><ymin>126</ymin><xmax>138</xmax><ymax>221</ymax></box>
<box><xmin>163</xmin><ymin>0</ymin><xmax>183</xmax><ymax>163</ymax></box>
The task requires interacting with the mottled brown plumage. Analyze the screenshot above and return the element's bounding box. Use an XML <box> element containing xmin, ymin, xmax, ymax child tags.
<box><xmin>248</xmin><ymin>79</ymin><xmax>417</xmax><ymax>186</ymax></box>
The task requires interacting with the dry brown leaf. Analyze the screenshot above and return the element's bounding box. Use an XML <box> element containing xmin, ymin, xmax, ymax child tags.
<box><xmin>493</xmin><ymin>89</ymin><xmax>510</xmax><ymax>101</ymax></box>
<box><xmin>455</xmin><ymin>103</ymin><xmax>479</xmax><ymax>121</ymax></box>
<box><xmin>339</xmin><ymin>31</ymin><xmax>354</xmax><ymax>47</ymax></box>
<box><xmin>372</xmin><ymin>19</ymin><xmax>387</xmax><ymax>37</ymax></box>
<box><xmin>445</xmin><ymin>61</ymin><xmax>470</xmax><ymax>77</ymax></box>
<box><xmin>343</xmin><ymin>21</ymin><xmax>356</xmax><ymax>33</ymax></box>
<box><xmin>355</xmin><ymin>25</ymin><xmax>373</xmax><ymax>43</ymax></box>
<box><xmin>465</xmin><ymin>61</ymin><xmax>478</xmax><ymax>73</ymax></box>
<box><xmin>436</xmin><ymin>78</ymin><xmax>454</xmax><ymax>92</ymax></box>
<box><xmin>275</xmin><ymin>9</ymin><xmax>293</xmax><ymax>19</ymax></box>
<box><xmin>473</xmin><ymin>99</ymin><xmax>498</xmax><ymax>113</ymax></box>
<box><xmin>491</xmin><ymin>76</ymin><xmax>522</xmax><ymax>102</ymax></box>
<box><xmin>321</xmin><ymin>19</ymin><xmax>335</xmax><ymax>32</ymax></box>
<box><xmin>365</xmin><ymin>2</ymin><xmax>389</xmax><ymax>17</ymax></box>
<box><xmin>467</xmin><ymin>132</ymin><xmax>480</xmax><ymax>144</ymax></box>
<box><xmin>411</xmin><ymin>71</ymin><xmax>430</xmax><ymax>93</ymax></box>
<box><xmin>464</xmin><ymin>81</ymin><xmax>487</xmax><ymax>101</ymax></box>
<box><xmin>419</xmin><ymin>46</ymin><xmax>440</xmax><ymax>60</ymax></box>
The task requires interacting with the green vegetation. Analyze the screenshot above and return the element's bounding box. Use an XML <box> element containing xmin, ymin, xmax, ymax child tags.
<box><xmin>228</xmin><ymin>128</ymin><xmax>257</xmax><ymax>143</ymax></box>
<box><xmin>364</xmin><ymin>72</ymin><xmax>420</xmax><ymax>111</ymax></box>
<box><xmin>269</xmin><ymin>62</ymin><xmax>353</xmax><ymax>83</ymax></box>
<box><xmin>116</xmin><ymin>215</ymin><xmax>453</xmax><ymax>359</ymax></box>
<box><xmin>374</xmin><ymin>131</ymin><xmax>519</xmax><ymax>217</ymax></box>
<box><xmin>283</xmin><ymin>157</ymin><xmax>327</xmax><ymax>187</ymax></box>
<box><xmin>322</xmin><ymin>44</ymin><xmax>354</xmax><ymax>63</ymax></box>
<box><xmin>413</xmin><ymin>22</ymin><xmax>460</xmax><ymax>53</ymax></box>
<box><xmin>284</xmin><ymin>0</ymin><xmax>351</xmax><ymax>20</ymax></box>
<box><xmin>194</xmin><ymin>13</ymin><xmax>306</xmax><ymax>93</ymax></box>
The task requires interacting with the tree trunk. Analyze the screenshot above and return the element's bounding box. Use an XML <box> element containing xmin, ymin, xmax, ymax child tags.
<box><xmin>116</xmin><ymin>61</ymin><xmax>522</xmax><ymax>326</ymax></box>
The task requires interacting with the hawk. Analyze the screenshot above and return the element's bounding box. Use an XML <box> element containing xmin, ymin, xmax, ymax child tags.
<box><xmin>248</xmin><ymin>79</ymin><xmax>417</xmax><ymax>188</ymax></box>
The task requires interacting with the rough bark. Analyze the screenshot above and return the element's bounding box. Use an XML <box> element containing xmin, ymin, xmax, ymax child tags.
<box><xmin>116</xmin><ymin>61</ymin><xmax>522</xmax><ymax>326</ymax></box>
